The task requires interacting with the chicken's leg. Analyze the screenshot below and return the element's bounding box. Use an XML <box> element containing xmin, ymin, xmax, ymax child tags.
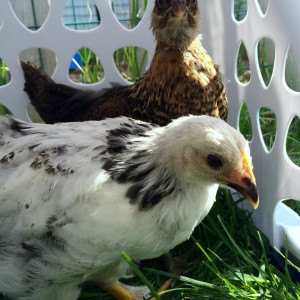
<box><xmin>97</xmin><ymin>281</ymin><xmax>151</xmax><ymax>300</ymax></box>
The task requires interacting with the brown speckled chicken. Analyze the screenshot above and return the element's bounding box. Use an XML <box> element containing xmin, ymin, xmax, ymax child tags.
<box><xmin>22</xmin><ymin>0</ymin><xmax>228</xmax><ymax>125</ymax></box>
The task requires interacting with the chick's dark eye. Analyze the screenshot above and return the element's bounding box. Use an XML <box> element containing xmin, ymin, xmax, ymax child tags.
<box><xmin>206</xmin><ymin>154</ymin><xmax>223</xmax><ymax>170</ymax></box>
<box><xmin>156</xmin><ymin>0</ymin><xmax>165</xmax><ymax>7</ymax></box>
<box><xmin>186</xmin><ymin>0</ymin><xmax>197</xmax><ymax>10</ymax></box>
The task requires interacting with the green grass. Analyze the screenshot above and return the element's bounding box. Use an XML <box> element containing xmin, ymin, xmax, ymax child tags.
<box><xmin>257</xmin><ymin>38</ymin><xmax>275</xmax><ymax>87</ymax></box>
<box><xmin>73</xmin><ymin>45</ymin><xmax>148</xmax><ymax>84</ymax></box>
<box><xmin>69</xmin><ymin>0</ymin><xmax>148</xmax><ymax>84</ymax></box>
<box><xmin>76</xmin><ymin>47</ymin><xmax>104</xmax><ymax>84</ymax></box>
<box><xmin>237</xmin><ymin>42</ymin><xmax>251</xmax><ymax>84</ymax></box>
<box><xmin>0</xmin><ymin>59</ymin><xmax>10</xmax><ymax>86</ymax></box>
<box><xmin>79</xmin><ymin>190</ymin><xmax>300</xmax><ymax>300</ymax></box>
<box><xmin>0</xmin><ymin>59</ymin><xmax>12</xmax><ymax>115</ymax></box>
<box><xmin>286</xmin><ymin>116</ymin><xmax>300</xmax><ymax>167</ymax></box>
<box><xmin>234</xmin><ymin>0</ymin><xmax>248</xmax><ymax>21</ymax></box>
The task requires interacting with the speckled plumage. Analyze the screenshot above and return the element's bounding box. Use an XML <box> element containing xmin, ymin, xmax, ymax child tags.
<box><xmin>21</xmin><ymin>0</ymin><xmax>228</xmax><ymax>125</ymax></box>
<box><xmin>0</xmin><ymin>115</ymin><xmax>258</xmax><ymax>300</ymax></box>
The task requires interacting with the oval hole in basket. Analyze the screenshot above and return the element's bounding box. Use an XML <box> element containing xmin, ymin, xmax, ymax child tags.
<box><xmin>0</xmin><ymin>58</ymin><xmax>11</xmax><ymax>86</ymax></box>
<box><xmin>257</xmin><ymin>38</ymin><xmax>275</xmax><ymax>87</ymax></box>
<box><xmin>27</xmin><ymin>104</ymin><xmax>44</xmax><ymax>123</ymax></box>
<box><xmin>259</xmin><ymin>107</ymin><xmax>277</xmax><ymax>152</ymax></box>
<box><xmin>19</xmin><ymin>48</ymin><xmax>57</xmax><ymax>77</ymax></box>
<box><xmin>63</xmin><ymin>0</ymin><xmax>101</xmax><ymax>30</ymax></box>
<box><xmin>239</xmin><ymin>102</ymin><xmax>253</xmax><ymax>141</ymax></box>
<box><xmin>10</xmin><ymin>0</ymin><xmax>50</xmax><ymax>31</ymax></box>
<box><xmin>114</xmin><ymin>46</ymin><xmax>149</xmax><ymax>82</ymax></box>
<box><xmin>283</xmin><ymin>199</ymin><xmax>300</xmax><ymax>217</ymax></box>
<box><xmin>256</xmin><ymin>0</ymin><xmax>270</xmax><ymax>15</ymax></box>
<box><xmin>233</xmin><ymin>0</ymin><xmax>248</xmax><ymax>21</ymax></box>
<box><xmin>0</xmin><ymin>103</ymin><xmax>12</xmax><ymax>116</ymax></box>
<box><xmin>285</xmin><ymin>43</ymin><xmax>300</xmax><ymax>92</ymax></box>
<box><xmin>69</xmin><ymin>48</ymin><xmax>104</xmax><ymax>84</ymax></box>
<box><xmin>111</xmin><ymin>0</ymin><xmax>147</xmax><ymax>29</ymax></box>
<box><xmin>286</xmin><ymin>115</ymin><xmax>300</xmax><ymax>167</ymax></box>
<box><xmin>236</xmin><ymin>41</ymin><xmax>251</xmax><ymax>84</ymax></box>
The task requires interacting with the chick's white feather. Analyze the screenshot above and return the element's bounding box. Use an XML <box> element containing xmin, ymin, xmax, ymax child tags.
<box><xmin>0</xmin><ymin>115</ymin><xmax>250</xmax><ymax>299</ymax></box>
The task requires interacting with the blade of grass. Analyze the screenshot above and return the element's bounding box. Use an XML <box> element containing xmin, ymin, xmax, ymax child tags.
<box><xmin>144</xmin><ymin>267</ymin><xmax>224</xmax><ymax>292</ymax></box>
<box><xmin>122</xmin><ymin>251</ymin><xmax>161</xmax><ymax>300</ymax></box>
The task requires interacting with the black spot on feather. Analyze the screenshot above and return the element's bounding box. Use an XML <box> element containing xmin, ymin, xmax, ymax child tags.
<box><xmin>30</xmin><ymin>157</ymin><xmax>43</xmax><ymax>169</ymax></box>
<box><xmin>109</xmin><ymin>127</ymin><xmax>132</xmax><ymax>137</ymax></box>
<box><xmin>39</xmin><ymin>150</ymin><xmax>49</xmax><ymax>159</ymax></box>
<box><xmin>52</xmin><ymin>145</ymin><xmax>68</xmax><ymax>155</ymax></box>
<box><xmin>9</xmin><ymin>119</ymin><xmax>36</xmax><ymax>135</ymax></box>
<box><xmin>106</xmin><ymin>122</ymin><xmax>154</xmax><ymax>155</ymax></box>
<box><xmin>21</xmin><ymin>242</ymin><xmax>36</xmax><ymax>252</ymax></box>
<box><xmin>126</xmin><ymin>182</ymin><xmax>172</xmax><ymax>209</ymax></box>
<box><xmin>106</xmin><ymin>128</ymin><xmax>128</xmax><ymax>154</ymax></box>
<box><xmin>0</xmin><ymin>151</ymin><xmax>15</xmax><ymax>163</ymax></box>
<box><xmin>20</xmin><ymin>242</ymin><xmax>39</xmax><ymax>261</ymax></box>
<box><xmin>108</xmin><ymin>145</ymin><xmax>126</xmax><ymax>155</ymax></box>
<box><xmin>10</xmin><ymin>119</ymin><xmax>26</xmax><ymax>132</ymax></box>
<box><xmin>46</xmin><ymin>215</ymin><xmax>58</xmax><ymax>228</ymax></box>
<box><xmin>102</xmin><ymin>159</ymin><xmax>117</xmax><ymax>172</ymax></box>
<box><xmin>140</xmin><ymin>180</ymin><xmax>176</xmax><ymax>210</ymax></box>
<box><xmin>7</xmin><ymin>151</ymin><xmax>14</xmax><ymax>159</ymax></box>
<box><xmin>125</xmin><ymin>174</ymin><xmax>177</xmax><ymax>210</ymax></box>
<box><xmin>41</xmin><ymin>230</ymin><xmax>66</xmax><ymax>251</ymax></box>
<box><xmin>43</xmin><ymin>231</ymin><xmax>64</xmax><ymax>248</ymax></box>
<box><xmin>141</xmin><ymin>186</ymin><xmax>162</xmax><ymax>209</ymax></box>
<box><xmin>93</xmin><ymin>145</ymin><xmax>104</xmax><ymax>151</ymax></box>
<box><xmin>56</xmin><ymin>163</ymin><xmax>74</xmax><ymax>175</ymax></box>
<box><xmin>132</xmin><ymin>150</ymin><xmax>148</xmax><ymax>159</ymax></box>
<box><xmin>93</xmin><ymin>145</ymin><xmax>107</xmax><ymax>155</ymax></box>
<box><xmin>116</xmin><ymin>164</ymin><xmax>155</xmax><ymax>183</ymax></box>
<box><xmin>45</xmin><ymin>165</ymin><xmax>56</xmax><ymax>175</ymax></box>
<box><xmin>120</xmin><ymin>121</ymin><xmax>154</xmax><ymax>134</ymax></box>
<box><xmin>92</xmin><ymin>145</ymin><xmax>108</xmax><ymax>159</ymax></box>
<box><xmin>102</xmin><ymin>148</ymin><xmax>155</xmax><ymax>183</ymax></box>
<box><xmin>122</xmin><ymin>122</ymin><xmax>133</xmax><ymax>128</ymax></box>
<box><xmin>126</xmin><ymin>183</ymin><xmax>143</xmax><ymax>204</ymax></box>
<box><xmin>30</xmin><ymin>152</ymin><xmax>74</xmax><ymax>175</ymax></box>
<box><xmin>42</xmin><ymin>159</ymin><xmax>50</xmax><ymax>165</ymax></box>
<box><xmin>28</xmin><ymin>144</ymin><xmax>40</xmax><ymax>151</ymax></box>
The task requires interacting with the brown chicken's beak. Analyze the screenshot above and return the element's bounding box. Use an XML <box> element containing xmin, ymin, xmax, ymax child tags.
<box><xmin>172</xmin><ymin>0</ymin><xmax>187</xmax><ymax>18</ymax></box>
<box><xmin>226</xmin><ymin>150</ymin><xmax>259</xmax><ymax>209</ymax></box>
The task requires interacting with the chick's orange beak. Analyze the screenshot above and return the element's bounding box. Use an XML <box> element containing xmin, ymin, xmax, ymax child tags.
<box><xmin>172</xmin><ymin>0</ymin><xmax>187</xmax><ymax>17</ymax></box>
<box><xmin>226</xmin><ymin>150</ymin><xmax>259</xmax><ymax>209</ymax></box>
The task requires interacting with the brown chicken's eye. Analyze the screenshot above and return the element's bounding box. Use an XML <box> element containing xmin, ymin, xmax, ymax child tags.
<box><xmin>206</xmin><ymin>154</ymin><xmax>223</xmax><ymax>170</ymax></box>
<box><xmin>186</xmin><ymin>0</ymin><xmax>198</xmax><ymax>13</ymax></box>
<box><xmin>156</xmin><ymin>0</ymin><xmax>165</xmax><ymax>7</ymax></box>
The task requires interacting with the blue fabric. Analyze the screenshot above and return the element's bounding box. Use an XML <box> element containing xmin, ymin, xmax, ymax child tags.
<box><xmin>69</xmin><ymin>53</ymin><xmax>82</xmax><ymax>70</ymax></box>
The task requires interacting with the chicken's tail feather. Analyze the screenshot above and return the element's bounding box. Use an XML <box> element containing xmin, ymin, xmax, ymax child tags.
<box><xmin>21</xmin><ymin>61</ymin><xmax>96</xmax><ymax>123</ymax></box>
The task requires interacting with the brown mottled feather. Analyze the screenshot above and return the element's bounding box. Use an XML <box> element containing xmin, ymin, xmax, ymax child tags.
<box><xmin>22</xmin><ymin>0</ymin><xmax>228</xmax><ymax>125</ymax></box>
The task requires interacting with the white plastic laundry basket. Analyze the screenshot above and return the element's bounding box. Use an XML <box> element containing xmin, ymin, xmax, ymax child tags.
<box><xmin>0</xmin><ymin>0</ymin><xmax>299</xmax><ymax>261</ymax></box>
<box><xmin>199</xmin><ymin>0</ymin><xmax>300</xmax><ymax>260</ymax></box>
